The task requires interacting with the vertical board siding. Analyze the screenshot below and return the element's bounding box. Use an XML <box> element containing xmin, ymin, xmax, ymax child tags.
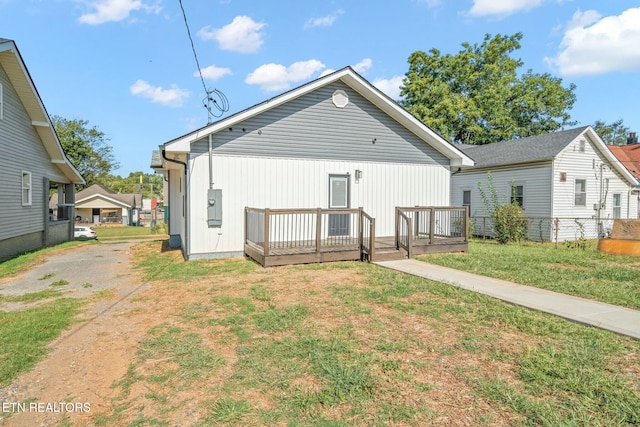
<box><xmin>191</xmin><ymin>82</ymin><xmax>450</xmax><ymax>167</ymax></box>
<box><xmin>187</xmin><ymin>154</ymin><xmax>450</xmax><ymax>256</ymax></box>
<box><xmin>0</xmin><ymin>63</ymin><xmax>68</xmax><ymax>242</ymax></box>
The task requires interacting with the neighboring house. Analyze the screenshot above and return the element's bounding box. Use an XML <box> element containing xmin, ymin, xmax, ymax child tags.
<box><xmin>0</xmin><ymin>38</ymin><xmax>84</xmax><ymax>260</ymax></box>
<box><xmin>451</xmin><ymin>126</ymin><xmax>640</xmax><ymax>241</ymax></box>
<box><xmin>152</xmin><ymin>67</ymin><xmax>473</xmax><ymax>260</ymax></box>
<box><xmin>608</xmin><ymin>135</ymin><xmax>640</xmax><ymax>217</ymax></box>
<box><xmin>73</xmin><ymin>184</ymin><xmax>138</xmax><ymax>225</ymax></box>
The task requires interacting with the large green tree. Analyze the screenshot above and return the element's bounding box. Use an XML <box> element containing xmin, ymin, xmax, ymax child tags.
<box><xmin>400</xmin><ymin>33</ymin><xmax>577</xmax><ymax>145</ymax></box>
<box><xmin>105</xmin><ymin>172</ymin><xmax>163</xmax><ymax>199</ymax></box>
<box><xmin>52</xmin><ymin>116</ymin><xmax>119</xmax><ymax>187</ymax></box>
<box><xmin>592</xmin><ymin>119</ymin><xmax>629</xmax><ymax>145</ymax></box>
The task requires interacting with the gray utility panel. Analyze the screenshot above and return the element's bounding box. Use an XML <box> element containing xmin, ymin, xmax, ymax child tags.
<box><xmin>207</xmin><ymin>189</ymin><xmax>222</xmax><ymax>227</ymax></box>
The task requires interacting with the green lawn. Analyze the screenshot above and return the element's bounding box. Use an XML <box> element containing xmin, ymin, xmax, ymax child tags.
<box><xmin>93</xmin><ymin>225</ymin><xmax>156</xmax><ymax>238</ymax></box>
<box><xmin>94</xmin><ymin>241</ymin><xmax>640</xmax><ymax>426</ymax></box>
<box><xmin>420</xmin><ymin>239</ymin><xmax>640</xmax><ymax>310</ymax></box>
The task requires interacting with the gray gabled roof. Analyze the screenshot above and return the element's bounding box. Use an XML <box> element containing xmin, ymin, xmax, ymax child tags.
<box><xmin>458</xmin><ymin>126</ymin><xmax>590</xmax><ymax>169</ymax></box>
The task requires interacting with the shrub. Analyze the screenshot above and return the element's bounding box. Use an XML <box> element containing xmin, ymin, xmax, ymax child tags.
<box><xmin>478</xmin><ymin>171</ymin><xmax>528</xmax><ymax>244</ymax></box>
<box><xmin>492</xmin><ymin>203</ymin><xmax>528</xmax><ymax>244</ymax></box>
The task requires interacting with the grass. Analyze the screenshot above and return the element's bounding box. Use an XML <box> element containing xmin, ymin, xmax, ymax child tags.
<box><xmin>0</xmin><ymin>242</ymin><xmax>88</xmax><ymax>390</ymax></box>
<box><xmin>96</xmin><ymin>241</ymin><xmax>640</xmax><ymax>426</ymax></box>
<box><xmin>420</xmin><ymin>239</ymin><xmax>640</xmax><ymax>310</ymax></box>
<box><xmin>0</xmin><ymin>299</ymin><xmax>82</xmax><ymax>387</ymax></box>
<box><xmin>94</xmin><ymin>225</ymin><xmax>166</xmax><ymax>239</ymax></box>
<box><xmin>0</xmin><ymin>241</ymin><xmax>87</xmax><ymax>278</ymax></box>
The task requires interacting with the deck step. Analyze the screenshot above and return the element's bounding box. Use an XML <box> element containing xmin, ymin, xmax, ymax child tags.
<box><xmin>371</xmin><ymin>249</ymin><xmax>407</xmax><ymax>262</ymax></box>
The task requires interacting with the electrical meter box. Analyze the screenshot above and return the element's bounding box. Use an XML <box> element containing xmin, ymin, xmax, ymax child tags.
<box><xmin>207</xmin><ymin>189</ymin><xmax>222</xmax><ymax>227</ymax></box>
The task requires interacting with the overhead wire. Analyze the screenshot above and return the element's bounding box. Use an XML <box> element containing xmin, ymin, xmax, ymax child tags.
<box><xmin>178</xmin><ymin>0</ymin><xmax>229</xmax><ymax>122</ymax></box>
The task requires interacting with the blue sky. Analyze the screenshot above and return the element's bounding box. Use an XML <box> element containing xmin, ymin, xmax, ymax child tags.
<box><xmin>2</xmin><ymin>0</ymin><xmax>639</xmax><ymax>176</ymax></box>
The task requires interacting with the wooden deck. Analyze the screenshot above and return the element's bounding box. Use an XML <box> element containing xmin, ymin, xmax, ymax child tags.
<box><xmin>244</xmin><ymin>206</ymin><xmax>468</xmax><ymax>267</ymax></box>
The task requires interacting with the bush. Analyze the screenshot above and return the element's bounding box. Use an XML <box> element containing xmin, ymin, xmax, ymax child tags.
<box><xmin>492</xmin><ymin>203</ymin><xmax>528</xmax><ymax>244</ymax></box>
<box><xmin>478</xmin><ymin>171</ymin><xmax>529</xmax><ymax>244</ymax></box>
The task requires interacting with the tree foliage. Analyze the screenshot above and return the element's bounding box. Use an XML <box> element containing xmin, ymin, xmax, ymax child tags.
<box><xmin>52</xmin><ymin>116</ymin><xmax>119</xmax><ymax>188</ymax></box>
<box><xmin>104</xmin><ymin>172</ymin><xmax>163</xmax><ymax>199</ymax></box>
<box><xmin>592</xmin><ymin>119</ymin><xmax>629</xmax><ymax>145</ymax></box>
<box><xmin>400</xmin><ymin>33</ymin><xmax>577</xmax><ymax>145</ymax></box>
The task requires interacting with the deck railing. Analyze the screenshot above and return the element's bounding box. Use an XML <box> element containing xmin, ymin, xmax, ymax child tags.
<box><xmin>244</xmin><ymin>207</ymin><xmax>365</xmax><ymax>266</ymax></box>
<box><xmin>245</xmin><ymin>206</ymin><xmax>468</xmax><ymax>266</ymax></box>
<box><xmin>396</xmin><ymin>206</ymin><xmax>469</xmax><ymax>247</ymax></box>
<box><xmin>360</xmin><ymin>210</ymin><xmax>376</xmax><ymax>261</ymax></box>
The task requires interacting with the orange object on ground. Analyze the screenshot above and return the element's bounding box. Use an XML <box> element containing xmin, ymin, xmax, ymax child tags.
<box><xmin>597</xmin><ymin>238</ymin><xmax>640</xmax><ymax>257</ymax></box>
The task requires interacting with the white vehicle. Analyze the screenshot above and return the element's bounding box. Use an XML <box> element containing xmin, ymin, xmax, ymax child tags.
<box><xmin>74</xmin><ymin>226</ymin><xmax>97</xmax><ymax>240</ymax></box>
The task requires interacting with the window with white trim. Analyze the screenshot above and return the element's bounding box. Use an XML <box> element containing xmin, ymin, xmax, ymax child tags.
<box><xmin>613</xmin><ymin>193</ymin><xmax>621</xmax><ymax>219</ymax></box>
<box><xmin>22</xmin><ymin>171</ymin><xmax>32</xmax><ymax>206</ymax></box>
<box><xmin>510</xmin><ymin>184</ymin><xmax>524</xmax><ymax>208</ymax></box>
<box><xmin>574</xmin><ymin>179</ymin><xmax>586</xmax><ymax>207</ymax></box>
<box><xmin>462</xmin><ymin>190</ymin><xmax>471</xmax><ymax>212</ymax></box>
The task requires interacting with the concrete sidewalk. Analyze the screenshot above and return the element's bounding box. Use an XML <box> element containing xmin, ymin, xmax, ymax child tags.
<box><xmin>375</xmin><ymin>259</ymin><xmax>640</xmax><ymax>340</ymax></box>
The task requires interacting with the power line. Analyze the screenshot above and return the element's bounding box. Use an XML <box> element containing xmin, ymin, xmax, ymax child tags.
<box><xmin>178</xmin><ymin>0</ymin><xmax>229</xmax><ymax>122</ymax></box>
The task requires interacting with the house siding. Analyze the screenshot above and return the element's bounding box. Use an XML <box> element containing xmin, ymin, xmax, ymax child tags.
<box><xmin>451</xmin><ymin>163</ymin><xmax>553</xmax><ymax>240</ymax></box>
<box><xmin>187</xmin><ymin>154</ymin><xmax>450</xmax><ymax>257</ymax></box>
<box><xmin>553</xmin><ymin>134</ymin><xmax>638</xmax><ymax>239</ymax></box>
<box><xmin>0</xmin><ymin>63</ymin><xmax>68</xmax><ymax>245</ymax></box>
<box><xmin>191</xmin><ymin>82</ymin><xmax>450</xmax><ymax>168</ymax></box>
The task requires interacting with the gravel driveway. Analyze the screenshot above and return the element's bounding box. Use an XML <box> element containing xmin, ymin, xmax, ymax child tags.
<box><xmin>0</xmin><ymin>242</ymin><xmax>143</xmax><ymax>311</ymax></box>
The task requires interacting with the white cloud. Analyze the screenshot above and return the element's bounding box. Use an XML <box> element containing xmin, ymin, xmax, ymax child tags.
<box><xmin>304</xmin><ymin>9</ymin><xmax>344</xmax><ymax>29</ymax></box>
<box><xmin>130</xmin><ymin>80</ymin><xmax>190</xmax><ymax>107</ymax></box>
<box><xmin>197</xmin><ymin>65</ymin><xmax>232</xmax><ymax>81</ymax></box>
<box><xmin>468</xmin><ymin>0</ymin><xmax>543</xmax><ymax>17</ymax></box>
<box><xmin>373</xmin><ymin>76</ymin><xmax>404</xmax><ymax>100</ymax></box>
<box><xmin>198</xmin><ymin>16</ymin><xmax>266</xmax><ymax>53</ymax></box>
<box><xmin>546</xmin><ymin>8</ymin><xmax>640</xmax><ymax>76</ymax></box>
<box><xmin>353</xmin><ymin>58</ymin><xmax>373</xmax><ymax>74</ymax></box>
<box><xmin>245</xmin><ymin>60</ymin><xmax>326</xmax><ymax>92</ymax></box>
<box><xmin>77</xmin><ymin>0</ymin><xmax>161</xmax><ymax>25</ymax></box>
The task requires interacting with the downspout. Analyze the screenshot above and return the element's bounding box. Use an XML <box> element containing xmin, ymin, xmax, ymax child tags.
<box><xmin>162</xmin><ymin>149</ymin><xmax>189</xmax><ymax>258</ymax></box>
<box><xmin>209</xmin><ymin>134</ymin><xmax>214</xmax><ymax>189</ymax></box>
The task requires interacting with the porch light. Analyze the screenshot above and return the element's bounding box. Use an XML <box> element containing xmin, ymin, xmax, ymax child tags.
<box><xmin>355</xmin><ymin>170</ymin><xmax>362</xmax><ymax>183</ymax></box>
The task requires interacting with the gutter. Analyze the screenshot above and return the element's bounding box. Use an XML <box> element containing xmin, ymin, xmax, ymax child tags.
<box><xmin>162</xmin><ymin>149</ymin><xmax>190</xmax><ymax>259</ymax></box>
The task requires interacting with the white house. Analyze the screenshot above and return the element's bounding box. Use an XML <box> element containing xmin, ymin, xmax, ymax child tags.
<box><xmin>0</xmin><ymin>38</ymin><xmax>84</xmax><ymax>260</ymax></box>
<box><xmin>73</xmin><ymin>184</ymin><xmax>137</xmax><ymax>225</ymax></box>
<box><xmin>152</xmin><ymin>67</ymin><xmax>473</xmax><ymax>260</ymax></box>
<box><xmin>451</xmin><ymin>126</ymin><xmax>640</xmax><ymax>241</ymax></box>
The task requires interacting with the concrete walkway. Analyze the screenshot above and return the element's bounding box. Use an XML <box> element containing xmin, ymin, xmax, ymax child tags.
<box><xmin>375</xmin><ymin>259</ymin><xmax>640</xmax><ymax>340</ymax></box>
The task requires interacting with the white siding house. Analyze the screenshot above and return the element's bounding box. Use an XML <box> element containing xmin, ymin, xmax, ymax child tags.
<box><xmin>0</xmin><ymin>39</ymin><xmax>84</xmax><ymax>260</ymax></box>
<box><xmin>153</xmin><ymin>67</ymin><xmax>473</xmax><ymax>260</ymax></box>
<box><xmin>451</xmin><ymin>126</ymin><xmax>640</xmax><ymax>241</ymax></box>
<box><xmin>74</xmin><ymin>184</ymin><xmax>137</xmax><ymax>225</ymax></box>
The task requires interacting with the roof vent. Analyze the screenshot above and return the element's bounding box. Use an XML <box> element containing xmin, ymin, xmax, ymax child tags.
<box><xmin>332</xmin><ymin>90</ymin><xmax>349</xmax><ymax>108</ymax></box>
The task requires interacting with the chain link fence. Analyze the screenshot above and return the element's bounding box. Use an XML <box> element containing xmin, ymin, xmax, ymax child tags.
<box><xmin>471</xmin><ymin>216</ymin><xmax>613</xmax><ymax>243</ymax></box>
